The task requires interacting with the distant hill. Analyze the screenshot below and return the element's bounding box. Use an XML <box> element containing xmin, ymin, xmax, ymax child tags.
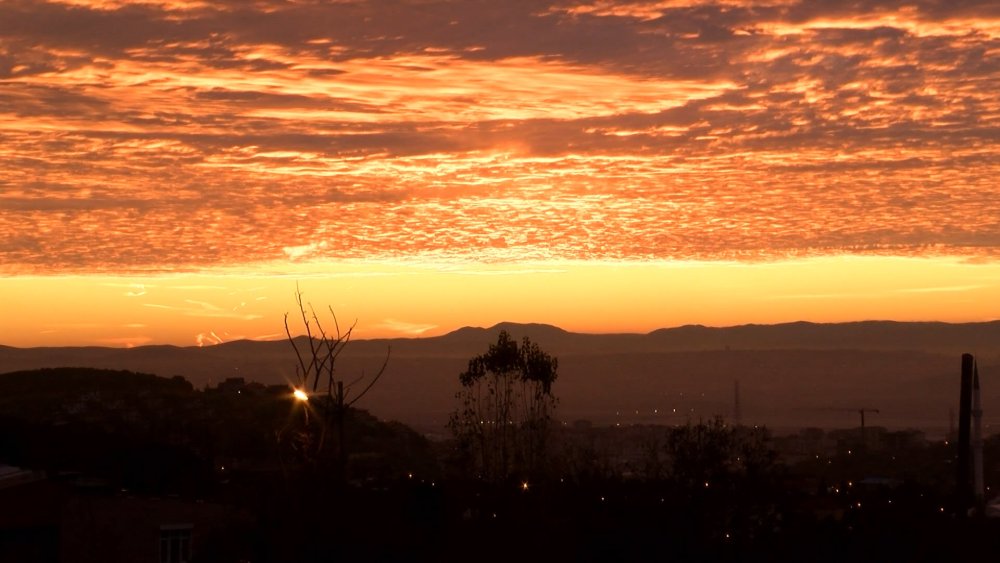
<box><xmin>2</xmin><ymin>321</ymin><xmax>999</xmax><ymax>433</ymax></box>
<box><xmin>647</xmin><ymin>321</ymin><xmax>1000</xmax><ymax>354</ymax></box>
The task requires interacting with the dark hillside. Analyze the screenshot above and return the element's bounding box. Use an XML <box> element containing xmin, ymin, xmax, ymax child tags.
<box><xmin>0</xmin><ymin>367</ymin><xmax>436</xmax><ymax>495</ymax></box>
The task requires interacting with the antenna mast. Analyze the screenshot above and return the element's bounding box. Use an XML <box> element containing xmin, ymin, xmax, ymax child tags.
<box><xmin>733</xmin><ymin>379</ymin><xmax>742</xmax><ymax>425</ymax></box>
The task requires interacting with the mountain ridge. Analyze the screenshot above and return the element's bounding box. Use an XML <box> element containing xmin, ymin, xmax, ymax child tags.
<box><xmin>6</xmin><ymin>319</ymin><xmax>1000</xmax><ymax>352</ymax></box>
<box><xmin>4</xmin><ymin>320</ymin><xmax>999</xmax><ymax>433</ymax></box>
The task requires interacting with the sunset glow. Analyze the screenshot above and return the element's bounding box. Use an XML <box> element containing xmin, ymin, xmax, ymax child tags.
<box><xmin>2</xmin><ymin>0</ymin><xmax>999</xmax><ymax>346</ymax></box>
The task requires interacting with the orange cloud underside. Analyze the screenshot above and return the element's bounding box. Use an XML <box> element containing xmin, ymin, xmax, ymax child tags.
<box><xmin>1</xmin><ymin>0</ymin><xmax>998</xmax><ymax>273</ymax></box>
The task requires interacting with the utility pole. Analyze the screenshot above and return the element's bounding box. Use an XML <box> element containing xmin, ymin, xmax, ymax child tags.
<box><xmin>733</xmin><ymin>380</ymin><xmax>742</xmax><ymax>426</ymax></box>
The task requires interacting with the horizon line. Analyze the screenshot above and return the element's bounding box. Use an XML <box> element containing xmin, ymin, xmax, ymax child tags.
<box><xmin>5</xmin><ymin>318</ymin><xmax>1000</xmax><ymax>350</ymax></box>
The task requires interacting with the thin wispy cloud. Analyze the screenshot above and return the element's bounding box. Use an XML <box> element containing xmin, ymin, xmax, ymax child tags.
<box><xmin>96</xmin><ymin>335</ymin><xmax>153</xmax><ymax>348</ymax></box>
<box><xmin>895</xmin><ymin>284</ymin><xmax>991</xmax><ymax>294</ymax></box>
<box><xmin>375</xmin><ymin>318</ymin><xmax>438</xmax><ymax>336</ymax></box>
<box><xmin>143</xmin><ymin>301</ymin><xmax>263</xmax><ymax>320</ymax></box>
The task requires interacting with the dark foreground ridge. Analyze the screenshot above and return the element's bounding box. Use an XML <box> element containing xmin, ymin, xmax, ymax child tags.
<box><xmin>2</xmin><ymin>367</ymin><xmax>1000</xmax><ymax>562</ymax></box>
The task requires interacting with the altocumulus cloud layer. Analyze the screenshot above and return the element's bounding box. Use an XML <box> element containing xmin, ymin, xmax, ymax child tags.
<box><xmin>1</xmin><ymin>0</ymin><xmax>999</xmax><ymax>273</ymax></box>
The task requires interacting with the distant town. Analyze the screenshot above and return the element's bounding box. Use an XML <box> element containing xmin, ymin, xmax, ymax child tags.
<box><xmin>2</xmin><ymin>321</ymin><xmax>1000</xmax><ymax>562</ymax></box>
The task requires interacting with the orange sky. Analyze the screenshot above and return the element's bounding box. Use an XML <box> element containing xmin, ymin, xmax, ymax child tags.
<box><xmin>1</xmin><ymin>0</ymin><xmax>999</xmax><ymax>346</ymax></box>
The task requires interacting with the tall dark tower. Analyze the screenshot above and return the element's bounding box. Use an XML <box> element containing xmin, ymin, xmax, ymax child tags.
<box><xmin>733</xmin><ymin>380</ymin><xmax>742</xmax><ymax>426</ymax></box>
<box><xmin>957</xmin><ymin>353</ymin><xmax>974</xmax><ymax>516</ymax></box>
<box><xmin>973</xmin><ymin>360</ymin><xmax>985</xmax><ymax>515</ymax></box>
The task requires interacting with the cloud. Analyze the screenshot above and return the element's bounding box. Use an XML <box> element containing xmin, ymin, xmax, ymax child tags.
<box><xmin>143</xmin><ymin>301</ymin><xmax>263</xmax><ymax>320</ymax></box>
<box><xmin>441</xmin><ymin>267</ymin><xmax>569</xmax><ymax>275</ymax></box>
<box><xmin>195</xmin><ymin>331</ymin><xmax>225</xmax><ymax>347</ymax></box>
<box><xmin>375</xmin><ymin>318</ymin><xmax>438</xmax><ymax>336</ymax></box>
<box><xmin>283</xmin><ymin>241</ymin><xmax>328</xmax><ymax>260</ymax></box>
<box><xmin>97</xmin><ymin>335</ymin><xmax>154</xmax><ymax>348</ymax></box>
<box><xmin>0</xmin><ymin>0</ymin><xmax>998</xmax><ymax>272</ymax></box>
<box><xmin>895</xmin><ymin>284</ymin><xmax>991</xmax><ymax>294</ymax></box>
<box><xmin>126</xmin><ymin>284</ymin><xmax>147</xmax><ymax>297</ymax></box>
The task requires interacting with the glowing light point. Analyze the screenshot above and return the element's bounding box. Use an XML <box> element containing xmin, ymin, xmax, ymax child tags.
<box><xmin>293</xmin><ymin>388</ymin><xmax>309</xmax><ymax>402</ymax></box>
<box><xmin>521</xmin><ymin>481</ymin><xmax>529</xmax><ymax>491</ymax></box>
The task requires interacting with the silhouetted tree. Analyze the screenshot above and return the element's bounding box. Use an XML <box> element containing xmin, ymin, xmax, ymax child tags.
<box><xmin>449</xmin><ymin>330</ymin><xmax>558</xmax><ymax>482</ymax></box>
<box><xmin>664</xmin><ymin>418</ymin><xmax>781</xmax><ymax>543</ymax></box>
<box><xmin>664</xmin><ymin>417</ymin><xmax>777</xmax><ymax>489</ymax></box>
<box><xmin>282</xmin><ymin>286</ymin><xmax>389</xmax><ymax>482</ymax></box>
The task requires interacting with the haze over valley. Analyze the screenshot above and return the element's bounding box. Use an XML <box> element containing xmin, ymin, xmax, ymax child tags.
<box><xmin>5</xmin><ymin>320</ymin><xmax>998</xmax><ymax>435</ymax></box>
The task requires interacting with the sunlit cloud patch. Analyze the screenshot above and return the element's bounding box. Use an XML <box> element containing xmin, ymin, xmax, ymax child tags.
<box><xmin>1</xmin><ymin>0</ymin><xmax>998</xmax><ymax>273</ymax></box>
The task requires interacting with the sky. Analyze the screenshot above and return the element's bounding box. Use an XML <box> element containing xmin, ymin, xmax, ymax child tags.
<box><xmin>1</xmin><ymin>0</ymin><xmax>999</xmax><ymax>347</ymax></box>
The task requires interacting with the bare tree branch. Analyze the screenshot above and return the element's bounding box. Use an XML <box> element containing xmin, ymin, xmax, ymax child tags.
<box><xmin>347</xmin><ymin>345</ymin><xmax>391</xmax><ymax>407</ymax></box>
<box><xmin>284</xmin><ymin>312</ymin><xmax>310</xmax><ymax>390</ymax></box>
<box><xmin>283</xmin><ymin>287</ymin><xmax>391</xmax><ymax>479</ymax></box>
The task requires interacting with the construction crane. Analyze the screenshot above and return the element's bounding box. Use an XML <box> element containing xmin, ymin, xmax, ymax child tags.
<box><xmin>855</xmin><ymin>408</ymin><xmax>880</xmax><ymax>433</ymax></box>
<box><xmin>815</xmin><ymin>407</ymin><xmax>880</xmax><ymax>450</ymax></box>
<box><xmin>845</xmin><ymin>408</ymin><xmax>880</xmax><ymax>450</ymax></box>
